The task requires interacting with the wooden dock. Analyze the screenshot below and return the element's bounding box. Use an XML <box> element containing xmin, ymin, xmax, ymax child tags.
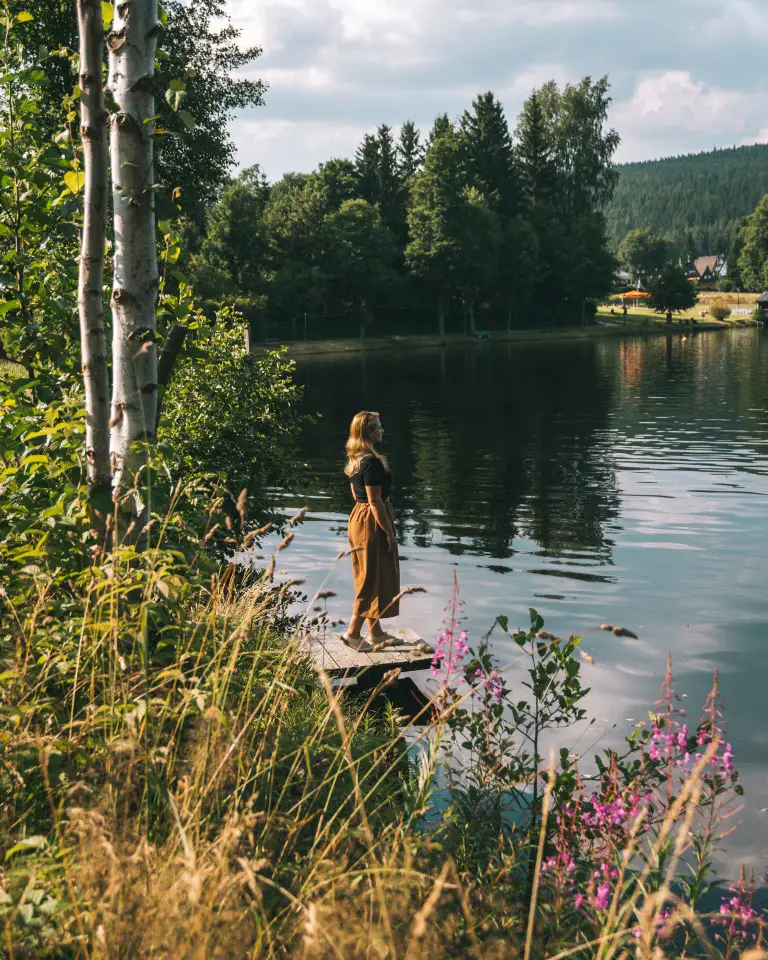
<box><xmin>304</xmin><ymin>628</ymin><xmax>434</xmax><ymax>683</ymax></box>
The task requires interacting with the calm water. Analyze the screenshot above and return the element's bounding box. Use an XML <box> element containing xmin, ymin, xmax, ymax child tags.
<box><xmin>259</xmin><ymin>330</ymin><xmax>768</xmax><ymax>870</ymax></box>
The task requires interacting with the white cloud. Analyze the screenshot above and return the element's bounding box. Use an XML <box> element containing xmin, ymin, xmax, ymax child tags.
<box><xmin>613</xmin><ymin>71</ymin><xmax>768</xmax><ymax>142</ymax></box>
<box><xmin>224</xmin><ymin>0</ymin><xmax>768</xmax><ymax>176</ymax></box>
<box><xmin>230</xmin><ymin>118</ymin><xmax>365</xmax><ymax>179</ymax></box>
<box><xmin>702</xmin><ymin>0</ymin><xmax>768</xmax><ymax>40</ymax></box>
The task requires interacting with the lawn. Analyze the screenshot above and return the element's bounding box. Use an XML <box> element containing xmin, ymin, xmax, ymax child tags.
<box><xmin>597</xmin><ymin>294</ymin><xmax>759</xmax><ymax>326</ymax></box>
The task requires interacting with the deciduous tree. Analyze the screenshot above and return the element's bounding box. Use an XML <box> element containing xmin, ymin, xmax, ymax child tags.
<box><xmin>617</xmin><ymin>228</ymin><xmax>671</xmax><ymax>285</ymax></box>
<box><xmin>323</xmin><ymin>199</ymin><xmax>398</xmax><ymax>338</ymax></box>
<box><xmin>738</xmin><ymin>194</ymin><xmax>768</xmax><ymax>292</ymax></box>
<box><xmin>649</xmin><ymin>262</ymin><xmax>698</xmax><ymax>314</ymax></box>
<box><xmin>107</xmin><ymin>0</ymin><xmax>161</xmax><ymax>540</ymax></box>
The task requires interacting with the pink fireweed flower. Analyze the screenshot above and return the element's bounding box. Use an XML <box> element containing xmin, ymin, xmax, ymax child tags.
<box><xmin>593</xmin><ymin>882</ymin><xmax>611</xmax><ymax>911</ymax></box>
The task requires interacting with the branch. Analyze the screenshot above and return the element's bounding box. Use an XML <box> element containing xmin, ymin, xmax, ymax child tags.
<box><xmin>154</xmin><ymin>321</ymin><xmax>188</xmax><ymax>433</ymax></box>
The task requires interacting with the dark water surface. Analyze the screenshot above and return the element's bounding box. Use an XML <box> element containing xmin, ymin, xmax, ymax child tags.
<box><xmin>260</xmin><ymin>330</ymin><xmax>768</xmax><ymax>871</ymax></box>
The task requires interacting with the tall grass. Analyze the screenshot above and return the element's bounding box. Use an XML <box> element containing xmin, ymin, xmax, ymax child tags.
<box><xmin>0</xmin><ymin>497</ymin><xmax>766</xmax><ymax>958</ymax></box>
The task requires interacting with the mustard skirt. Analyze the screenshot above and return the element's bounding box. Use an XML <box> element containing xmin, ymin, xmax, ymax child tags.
<box><xmin>348</xmin><ymin>501</ymin><xmax>401</xmax><ymax>619</ymax></box>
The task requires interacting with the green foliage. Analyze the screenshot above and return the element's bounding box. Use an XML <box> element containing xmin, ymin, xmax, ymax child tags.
<box><xmin>190</xmin><ymin>78</ymin><xmax>619</xmax><ymax>338</ymax></box>
<box><xmin>709</xmin><ymin>304</ymin><xmax>732</xmax><ymax>322</ymax></box>
<box><xmin>605</xmin><ymin>144</ymin><xmax>768</xmax><ymax>255</ymax></box>
<box><xmin>0</xmin><ymin>379</ymin><xmax>88</xmax><ymax>585</ymax></box>
<box><xmin>354</xmin><ymin>125</ymin><xmax>405</xmax><ymax>239</ymax></box>
<box><xmin>738</xmin><ymin>193</ymin><xmax>768</xmax><ymax>292</ymax></box>
<box><xmin>516</xmin><ymin>90</ymin><xmax>559</xmax><ymax>210</ymax></box>
<box><xmin>459</xmin><ymin>91</ymin><xmax>519</xmax><ymax>217</ymax></box>
<box><xmin>649</xmin><ymin>262</ymin><xmax>698</xmax><ymax>313</ymax></box>
<box><xmin>159</xmin><ymin>316</ymin><xmax>306</xmax><ymax>518</ymax></box>
<box><xmin>262</xmin><ymin>172</ymin><xmax>331</xmax><ymax>320</ymax></box>
<box><xmin>397</xmin><ymin>120</ymin><xmax>424</xmax><ymax>181</ymax></box>
<box><xmin>406</xmin><ymin>129</ymin><xmax>498</xmax><ymax>326</ymax></box>
<box><xmin>6</xmin><ymin>0</ymin><xmax>265</xmax><ymax>223</ymax></box>
<box><xmin>0</xmin><ymin>17</ymin><xmax>80</xmax><ymax>373</ymax></box>
<box><xmin>500</xmin><ymin>215</ymin><xmax>540</xmax><ymax>327</ymax></box>
<box><xmin>191</xmin><ymin>165</ymin><xmax>270</xmax><ymax>311</ymax></box>
<box><xmin>539</xmin><ymin>76</ymin><xmax>620</xmax><ymax>218</ymax></box>
<box><xmin>322</xmin><ymin>199</ymin><xmax>399</xmax><ymax>328</ymax></box>
<box><xmin>617</xmin><ymin>227</ymin><xmax>672</xmax><ymax>283</ymax></box>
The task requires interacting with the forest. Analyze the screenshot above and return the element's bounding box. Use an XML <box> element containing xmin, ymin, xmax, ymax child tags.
<box><xmin>189</xmin><ymin>84</ymin><xmax>620</xmax><ymax>341</ymax></box>
<box><xmin>604</xmin><ymin>143</ymin><xmax>768</xmax><ymax>258</ymax></box>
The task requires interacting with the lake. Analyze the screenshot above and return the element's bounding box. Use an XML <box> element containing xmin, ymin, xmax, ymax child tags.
<box><xmin>257</xmin><ymin>329</ymin><xmax>768</xmax><ymax>871</ymax></box>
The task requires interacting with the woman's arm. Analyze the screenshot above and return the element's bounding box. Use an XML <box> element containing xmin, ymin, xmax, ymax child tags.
<box><xmin>366</xmin><ymin>485</ymin><xmax>397</xmax><ymax>551</ymax></box>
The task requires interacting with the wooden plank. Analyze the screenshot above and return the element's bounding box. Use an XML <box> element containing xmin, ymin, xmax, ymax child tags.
<box><xmin>304</xmin><ymin>628</ymin><xmax>434</xmax><ymax>678</ymax></box>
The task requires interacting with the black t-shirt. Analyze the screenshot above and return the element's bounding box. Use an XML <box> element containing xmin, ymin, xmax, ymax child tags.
<box><xmin>351</xmin><ymin>455</ymin><xmax>392</xmax><ymax>503</ymax></box>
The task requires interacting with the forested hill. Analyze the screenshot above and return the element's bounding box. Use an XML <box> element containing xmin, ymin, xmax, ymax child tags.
<box><xmin>604</xmin><ymin>144</ymin><xmax>768</xmax><ymax>253</ymax></box>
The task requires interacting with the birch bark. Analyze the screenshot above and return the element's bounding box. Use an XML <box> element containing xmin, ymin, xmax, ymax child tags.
<box><xmin>76</xmin><ymin>0</ymin><xmax>111</xmax><ymax>499</ymax></box>
<box><xmin>107</xmin><ymin>0</ymin><xmax>161</xmax><ymax>540</ymax></box>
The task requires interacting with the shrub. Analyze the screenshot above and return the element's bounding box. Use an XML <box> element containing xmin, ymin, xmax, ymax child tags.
<box><xmin>709</xmin><ymin>304</ymin><xmax>732</xmax><ymax>322</ymax></box>
<box><xmin>159</xmin><ymin>311</ymin><xmax>308</xmax><ymax>523</ymax></box>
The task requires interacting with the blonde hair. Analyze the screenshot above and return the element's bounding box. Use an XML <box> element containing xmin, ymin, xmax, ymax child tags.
<box><xmin>344</xmin><ymin>410</ymin><xmax>389</xmax><ymax>478</ymax></box>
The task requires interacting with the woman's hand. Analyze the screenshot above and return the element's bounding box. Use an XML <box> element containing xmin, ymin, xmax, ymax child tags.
<box><xmin>387</xmin><ymin>531</ymin><xmax>397</xmax><ymax>553</ymax></box>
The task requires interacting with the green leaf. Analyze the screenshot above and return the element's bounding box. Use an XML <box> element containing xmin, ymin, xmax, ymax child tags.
<box><xmin>5</xmin><ymin>836</ymin><xmax>47</xmax><ymax>860</ymax></box>
<box><xmin>64</xmin><ymin>170</ymin><xmax>85</xmax><ymax>195</ymax></box>
<box><xmin>102</xmin><ymin>2</ymin><xmax>113</xmax><ymax>29</ymax></box>
<box><xmin>179</xmin><ymin>110</ymin><xmax>195</xmax><ymax>132</ymax></box>
<box><xmin>496</xmin><ymin>615</ymin><xmax>509</xmax><ymax>632</ymax></box>
<box><xmin>15</xmin><ymin>11</ymin><xmax>34</xmax><ymax>23</ymax></box>
<box><xmin>0</xmin><ymin>299</ymin><xmax>21</xmax><ymax>318</ymax></box>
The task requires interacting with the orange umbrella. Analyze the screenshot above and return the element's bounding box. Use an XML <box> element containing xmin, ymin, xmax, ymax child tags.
<box><xmin>617</xmin><ymin>290</ymin><xmax>651</xmax><ymax>300</ymax></box>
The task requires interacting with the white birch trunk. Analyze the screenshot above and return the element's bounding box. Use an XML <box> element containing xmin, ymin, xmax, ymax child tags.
<box><xmin>107</xmin><ymin>0</ymin><xmax>161</xmax><ymax>540</ymax></box>
<box><xmin>76</xmin><ymin>0</ymin><xmax>111</xmax><ymax>499</ymax></box>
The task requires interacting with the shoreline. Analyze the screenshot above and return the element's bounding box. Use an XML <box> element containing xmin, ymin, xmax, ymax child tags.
<box><xmin>254</xmin><ymin>318</ymin><xmax>757</xmax><ymax>359</ymax></box>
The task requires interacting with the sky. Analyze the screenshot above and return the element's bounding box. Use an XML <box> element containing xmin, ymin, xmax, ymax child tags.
<box><xmin>224</xmin><ymin>0</ymin><xmax>768</xmax><ymax>181</ymax></box>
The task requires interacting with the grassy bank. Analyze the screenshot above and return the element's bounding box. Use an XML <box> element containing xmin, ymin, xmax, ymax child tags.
<box><xmin>258</xmin><ymin>317</ymin><xmax>748</xmax><ymax>360</ymax></box>
<box><xmin>0</xmin><ymin>343</ymin><xmax>764</xmax><ymax>958</ymax></box>
<box><xmin>0</xmin><ymin>494</ymin><xmax>763</xmax><ymax>956</ymax></box>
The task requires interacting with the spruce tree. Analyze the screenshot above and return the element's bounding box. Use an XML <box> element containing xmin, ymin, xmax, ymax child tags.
<box><xmin>397</xmin><ymin>121</ymin><xmax>424</xmax><ymax>181</ymax></box>
<box><xmin>355</xmin><ymin>133</ymin><xmax>380</xmax><ymax>205</ymax></box>
<box><xmin>426</xmin><ymin>113</ymin><xmax>453</xmax><ymax>148</ymax></box>
<box><xmin>516</xmin><ymin>91</ymin><xmax>558</xmax><ymax>210</ymax></box>
<box><xmin>459</xmin><ymin>91</ymin><xmax>519</xmax><ymax>217</ymax></box>
<box><xmin>376</xmin><ymin>124</ymin><xmax>403</xmax><ymax>235</ymax></box>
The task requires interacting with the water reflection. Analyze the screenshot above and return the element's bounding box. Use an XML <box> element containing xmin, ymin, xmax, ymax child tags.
<box><xmin>297</xmin><ymin>340</ymin><xmax>621</xmax><ymax>564</ymax></box>
<box><xmin>275</xmin><ymin>329</ymin><xmax>768</xmax><ymax>870</ymax></box>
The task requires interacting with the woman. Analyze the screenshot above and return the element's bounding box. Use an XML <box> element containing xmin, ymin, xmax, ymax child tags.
<box><xmin>343</xmin><ymin>410</ymin><xmax>400</xmax><ymax>651</ymax></box>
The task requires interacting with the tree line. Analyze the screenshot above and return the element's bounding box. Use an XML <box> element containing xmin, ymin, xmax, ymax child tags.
<box><xmin>190</xmin><ymin>81</ymin><xmax>621</xmax><ymax>339</ymax></box>
<box><xmin>604</xmin><ymin>144</ymin><xmax>768</xmax><ymax>260</ymax></box>
<box><xmin>618</xmin><ymin>186</ymin><xmax>768</xmax><ymax>298</ymax></box>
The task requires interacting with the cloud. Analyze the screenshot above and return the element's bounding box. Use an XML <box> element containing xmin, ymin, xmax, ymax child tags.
<box><xmin>612</xmin><ymin>71</ymin><xmax>768</xmax><ymax>162</ymax></box>
<box><xmin>231</xmin><ymin>118</ymin><xmax>364</xmax><ymax>180</ymax></box>
<box><xmin>224</xmin><ymin>0</ymin><xmax>768</xmax><ymax>178</ymax></box>
<box><xmin>702</xmin><ymin>0</ymin><xmax>768</xmax><ymax>40</ymax></box>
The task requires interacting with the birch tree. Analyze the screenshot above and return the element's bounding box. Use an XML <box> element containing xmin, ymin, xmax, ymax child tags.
<box><xmin>76</xmin><ymin>0</ymin><xmax>111</xmax><ymax>500</ymax></box>
<box><xmin>107</xmin><ymin>0</ymin><xmax>161</xmax><ymax>540</ymax></box>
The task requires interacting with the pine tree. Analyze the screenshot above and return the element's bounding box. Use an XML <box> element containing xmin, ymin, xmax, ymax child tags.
<box><xmin>376</xmin><ymin>124</ymin><xmax>403</xmax><ymax>235</ymax></box>
<box><xmin>459</xmin><ymin>91</ymin><xmax>519</xmax><ymax>217</ymax></box>
<box><xmin>516</xmin><ymin>91</ymin><xmax>558</xmax><ymax>210</ymax></box>
<box><xmin>426</xmin><ymin>113</ymin><xmax>453</xmax><ymax>148</ymax></box>
<box><xmin>397</xmin><ymin>121</ymin><xmax>424</xmax><ymax>181</ymax></box>
<box><xmin>355</xmin><ymin>133</ymin><xmax>380</xmax><ymax>205</ymax></box>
